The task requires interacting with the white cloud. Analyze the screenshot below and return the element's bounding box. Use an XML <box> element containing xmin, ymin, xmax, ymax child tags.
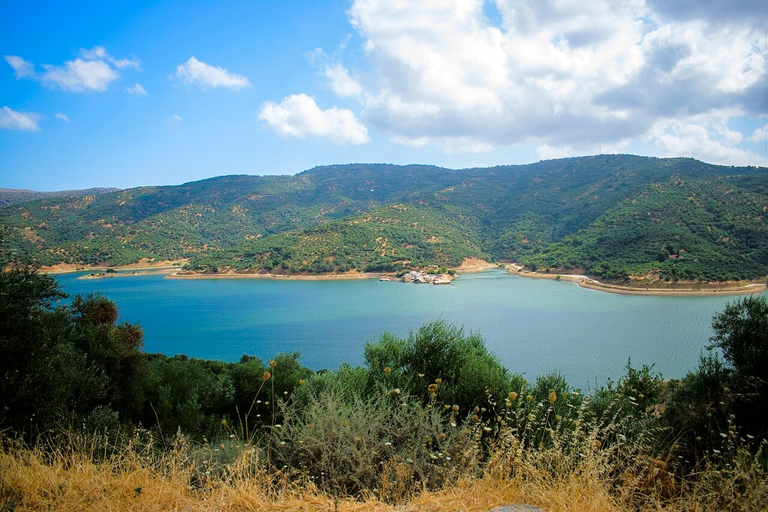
<box><xmin>80</xmin><ymin>46</ymin><xmax>141</xmax><ymax>69</ymax></box>
<box><xmin>648</xmin><ymin>117</ymin><xmax>763</xmax><ymax>166</ymax></box>
<box><xmin>54</xmin><ymin>113</ymin><xmax>70</xmax><ymax>122</ymax></box>
<box><xmin>750</xmin><ymin>125</ymin><xmax>768</xmax><ymax>142</ymax></box>
<box><xmin>126</xmin><ymin>83</ymin><xmax>147</xmax><ymax>96</ymax></box>
<box><xmin>535</xmin><ymin>139</ymin><xmax>630</xmax><ymax>161</ymax></box>
<box><xmin>307</xmin><ymin>48</ymin><xmax>363</xmax><ymax>98</ymax></box>
<box><xmin>175</xmin><ymin>57</ymin><xmax>250</xmax><ymax>90</ymax></box>
<box><xmin>41</xmin><ymin>59</ymin><xmax>119</xmax><ymax>91</ymax></box>
<box><xmin>535</xmin><ymin>145</ymin><xmax>577</xmax><ymax>161</ymax></box>
<box><xmin>331</xmin><ymin>0</ymin><xmax>765</xmax><ymax>162</ymax></box>
<box><xmin>0</xmin><ymin>106</ymin><xmax>40</xmax><ymax>131</ymax></box>
<box><xmin>168</xmin><ymin>114</ymin><xmax>182</xmax><ymax>124</ymax></box>
<box><xmin>79</xmin><ymin>46</ymin><xmax>108</xmax><ymax>60</ymax></box>
<box><xmin>325</xmin><ymin>63</ymin><xmax>363</xmax><ymax>98</ymax></box>
<box><xmin>259</xmin><ymin>93</ymin><xmax>369</xmax><ymax>144</ymax></box>
<box><xmin>4</xmin><ymin>55</ymin><xmax>35</xmax><ymax>78</ymax></box>
<box><xmin>6</xmin><ymin>47</ymin><xmax>139</xmax><ymax>92</ymax></box>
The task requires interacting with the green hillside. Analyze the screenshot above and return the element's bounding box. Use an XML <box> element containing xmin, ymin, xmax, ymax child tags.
<box><xmin>1</xmin><ymin>155</ymin><xmax>766</xmax><ymax>282</ymax></box>
<box><xmin>0</xmin><ymin>187</ymin><xmax>120</xmax><ymax>208</ymax></box>
<box><xmin>187</xmin><ymin>203</ymin><xmax>487</xmax><ymax>273</ymax></box>
<box><xmin>522</xmin><ymin>175</ymin><xmax>768</xmax><ymax>281</ymax></box>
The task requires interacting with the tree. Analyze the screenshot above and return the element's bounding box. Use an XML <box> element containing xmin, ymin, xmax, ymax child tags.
<box><xmin>0</xmin><ymin>248</ymin><xmax>145</xmax><ymax>436</ymax></box>
<box><xmin>709</xmin><ymin>295</ymin><xmax>768</xmax><ymax>436</ymax></box>
<box><xmin>709</xmin><ymin>295</ymin><xmax>768</xmax><ymax>385</ymax></box>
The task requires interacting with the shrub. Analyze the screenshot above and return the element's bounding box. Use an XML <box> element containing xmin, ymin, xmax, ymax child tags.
<box><xmin>272</xmin><ymin>388</ymin><xmax>477</xmax><ymax>502</ymax></box>
<box><xmin>364</xmin><ymin>321</ymin><xmax>511</xmax><ymax>416</ymax></box>
<box><xmin>0</xmin><ymin>270</ymin><xmax>144</xmax><ymax>437</ymax></box>
<box><xmin>709</xmin><ymin>296</ymin><xmax>768</xmax><ymax>437</ymax></box>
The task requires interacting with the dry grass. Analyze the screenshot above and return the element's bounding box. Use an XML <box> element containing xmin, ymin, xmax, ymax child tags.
<box><xmin>2</xmin><ymin>380</ymin><xmax>766</xmax><ymax>511</ymax></box>
<box><xmin>0</xmin><ymin>442</ymin><xmax>625</xmax><ymax>512</ymax></box>
<box><xmin>4</xmin><ymin>436</ymin><xmax>767</xmax><ymax>511</ymax></box>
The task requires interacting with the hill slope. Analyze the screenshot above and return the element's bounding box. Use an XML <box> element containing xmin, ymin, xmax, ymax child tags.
<box><xmin>0</xmin><ymin>187</ymin><xmax>121</xmax><ymax>208</ymax></box>
<box><xmin>1</xmin><ymin>155</ymin><xmax>766</xmax><ymax>282</ymax></box>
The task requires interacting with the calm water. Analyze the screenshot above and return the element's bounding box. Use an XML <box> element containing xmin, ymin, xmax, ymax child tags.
<box><xmin>54</xmin><ymin>270</ymin><xmax>764</xmax><ymax>388</ymax></box>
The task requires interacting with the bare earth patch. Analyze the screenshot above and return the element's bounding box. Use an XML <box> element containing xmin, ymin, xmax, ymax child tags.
<box><xmin>453</xmin><ymin>258</ymin><xmax>497</xmax><ymax>273</ymax></box>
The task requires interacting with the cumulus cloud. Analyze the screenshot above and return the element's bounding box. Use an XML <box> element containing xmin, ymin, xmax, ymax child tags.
<box><xmin>175</xmin><ymin>57</ymin><xmax>250</xmax><ymax>90</ymax></box>
<box><xmin>647</xmin><ymin>116</ymin><xmax>763</xmax><ymax>165</ymax></box>
<box><xmin>5</xmin><ymin>47</ymin><xmax>139</xmax><ymax>92</ymax></box>
<box><xmin>750</xmin><ymin>125</ymin><xmax>768</xmax><ymax>142</ymax></box>
<box><xmin>4</xmin><ymin>55</ymin><xmax>34</xmax><ymax>78</ymax></box>
<box><xmin>42</xmin><ymin>59</ymin><xmax>119</xmax><ymax>91</ymax></box>
<box><xmin>325</xmin><ymin>63</ymin><xmax>363</xmax><ymax>98</ymax></box>
<box><xmin>126</xmin><ymin>83</ymin><xmax>147</xmax><ymax>96</ymax></box>
<box><xmin>320</xmin><ymin>0</ymin><xmax>767</xmax><ymax>163</ymax></box>
<box><xmin>0</xmin><ymin>106</ymin><xmax>40</xmax><ymax>131</ymax></box>
<box><xmin>259</xmin><ymin>93</ymin><xmax>369</xmax><ymax>144</ymax></box>
<box><xmin>54</xmin><ymin>113</ymin><xmax>70</xmax><ymax>122</ymax></box>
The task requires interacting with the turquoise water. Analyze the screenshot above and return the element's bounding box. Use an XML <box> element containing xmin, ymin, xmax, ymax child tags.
<box><xmin>54</xmin><ymin>270</ymin><xmax>764</xmax><ymax>388</ymax></box>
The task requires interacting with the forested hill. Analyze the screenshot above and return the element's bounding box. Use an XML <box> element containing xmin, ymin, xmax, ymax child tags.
<box><xmin>0</xmin><ymin>187</ymin><xmax>121</xmax><ymax>208</ymax></box>
<box><xmin>1</xmin><ymin>155</ymin><xmax>766</xmax><ymax>282</ymax></box>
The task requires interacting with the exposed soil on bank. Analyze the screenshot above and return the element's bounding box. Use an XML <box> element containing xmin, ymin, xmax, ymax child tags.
<box><xmin>506</xmin><ymin>265</ymin><xmax>767</xmax><ymax>296</ymax></box>
<box><xmin>37</xmin><ymin>259</ymin><xmax>189</xmax><ymax>275</ymax></box>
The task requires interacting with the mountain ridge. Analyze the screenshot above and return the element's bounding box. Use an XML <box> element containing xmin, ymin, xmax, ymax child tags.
<box><xmin>0</xmin><ymin>187</ymin><xmax>121</xmax><ymax>208</ymax></box>
<box><xmin>1</xmin><ymin>155</ymin><xmax>766</xmax><ymax>282</ymax></box>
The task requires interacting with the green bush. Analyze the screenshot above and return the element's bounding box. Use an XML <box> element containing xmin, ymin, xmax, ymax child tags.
<box><xmin>663</xmin><ymin>354</ymin><xmax>733</xmax><ymax>460</ymax></box>
<box><xmin>272</xmin><ymin>388</ymin><xmax>477</xmax><ymax>501</ymax></box>
<box><xmin>364</xmin><ymin>321</ymin><xmax>511</xmax><ymax>417</ymax></box>
<box><xmin>0</xmin><ymin>268</ymin><xmax>145</xmax><ymax>438</ymax></box>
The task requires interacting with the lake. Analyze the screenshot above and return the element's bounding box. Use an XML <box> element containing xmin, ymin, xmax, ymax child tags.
<box><xmin>54</xmin><ymin>269</ymin><xmax>764</xmax><ymax>388</ymax></box>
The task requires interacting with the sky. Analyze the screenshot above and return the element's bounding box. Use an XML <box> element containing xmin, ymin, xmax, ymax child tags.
<box><xmin>1</xmin><ymin>0</ymin><xmax>766</xmax><ymax>191</ymax></box>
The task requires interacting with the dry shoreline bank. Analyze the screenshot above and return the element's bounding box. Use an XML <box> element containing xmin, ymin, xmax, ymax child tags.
<box><xmin>507</xmin><ymin>266</ymin><xmax>767</xmax><ymax>297</ymax></box>
<box><xmin>37</xmin><ymin>259</ymin><xmax>188</xmax><ymax>275</ymax></box>
<box><xmin>36</xmin><ymin>258</ymin><xmax>766</xmax><ymax>296</ymax></box>
<box><xmin>167</xmin><ymin>270</ymin><xmax>382</xmax><ymax>281</ymax></box>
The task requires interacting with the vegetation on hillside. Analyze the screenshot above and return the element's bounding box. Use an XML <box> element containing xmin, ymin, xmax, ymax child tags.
<box><xmin>1</xmin><ymin>155</ymin><xmax>766</xmax><ymax>281</ymax></box>
<box><xmin>522</xmin><ymin>175</ymin><xmax>768</xmax><ymax>280</ymax></box>
<box><xmin>0</xmin><ymin>187</ymin><xmax>120</xmax><ymax>208</ymax></box>
<box><xmin>186</xmin><ymin>204</ymin><xmax>487</xmax><ymax>273</ymax></box>
<box><xmin>1</xmin><ymin>262</ymin><xmax>767</xmax><ymax>509</ymax></box>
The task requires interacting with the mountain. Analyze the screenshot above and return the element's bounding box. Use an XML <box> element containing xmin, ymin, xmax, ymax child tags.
<box><xmin>0</xmin><ymin>187</ymin><xmax>121</xmax><ymax>208</ymax></box>
<box><xmin>1</xmin><ymin>155</ymin><xmax>766</xmax><ymax>282</ymax></box>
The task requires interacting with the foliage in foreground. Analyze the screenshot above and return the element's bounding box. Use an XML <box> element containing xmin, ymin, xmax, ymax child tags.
<box><xmin>2</xmin><ymin>386</ymin><xmax>766</xmax><ymax>511</ymax></box>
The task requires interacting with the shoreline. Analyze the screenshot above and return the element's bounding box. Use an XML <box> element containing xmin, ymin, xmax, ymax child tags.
<box><xmin>33</xmin><ymin>259</ymin><xmax>767</xmax><ymax>296</ymax></box>
<box><xmin>37</xmin><ymin>259</ymin><xmax>188</xmax><ymax>275</ymax></box>
<box><xmin>166</xmin><ymin>257</ymin><xmax>497</xmax><ymax>282</ymax></box>
<box><xmin>506</xmin><ymin>266</ymin><xmax>767</xmax><ymax>297</ymax></box>
<box><xmin>77</xmin><ymin>269</ymin><xmax>180</xmax><ymax>280</ymax></box>
<box><xmin>167</xmin><ymin>270</ymin><xmax>384</xmax><ymax>281</ymax></box>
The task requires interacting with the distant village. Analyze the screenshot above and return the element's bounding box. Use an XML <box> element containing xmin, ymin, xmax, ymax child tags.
<box><xmin>382</xmin><ymin>270</ymin><xmax>454</xmax><ymax>285</ymax></box>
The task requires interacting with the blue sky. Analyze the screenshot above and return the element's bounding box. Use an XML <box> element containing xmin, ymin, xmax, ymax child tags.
<box><xmin>1</xmin><ymin>0</ymin><xmax>766</xmax><ymax>191</ymax></box>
